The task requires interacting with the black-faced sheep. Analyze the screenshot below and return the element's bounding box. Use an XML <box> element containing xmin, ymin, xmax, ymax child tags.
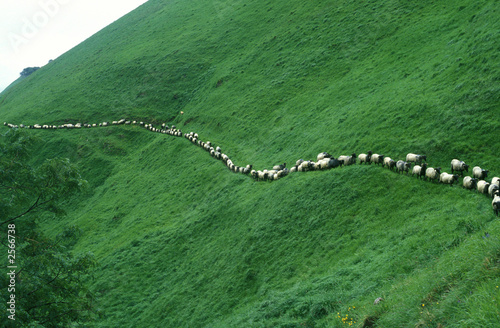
<box><xmin>462</xmin><ymin>176</ymin><xmax>478</xmax><ymax>190</ymax></box>
<box><xmin>411</xmin><ymin>163</ymin><xmax>428</xmax><ymax>179</ymax></box>
<box><xmin>472</xmin><ymin>166</ymin><xmax>489</xmax><ymax>180</ymax></box>
<box><xmin>477</xmin><ymin>180</ymin><xmax>490</xmax><ymax>194</ymax></box>
<box><xmin>425</xmin><ymin>167</ymin><xmax>441</xmax><ymax>181</ymax></box>
<box><xmin>338</xmin><ymin>153</ymin><xmax>356</xmax><ymax>166</ymax></box>
<box><xmin>370</xmin><ymin>154</ymin><xmax>384</xmax><ymax>165</ymax></box>
<box><xmin>278</xmin><ymin>168</ymin><xmax>289</xmax><ymax>177</ymax></box>
<box><xmin>298</xmin><ymin>161</ymin><xmax>313</xmax><ymax>172</ymax></box>
<box><xmin>242</xmin><ymin>165</ymin><xmax>252</xmax><ymax>174</ymax></box>
<box><xmin>383</xmin><ymin>157</ymin><xmax>396</xmax><ymax>171</ymax></box>
<box><xmin>318</xmin><ymin>158</ymin><xmax>339</xmax><ymax>170</ymax></box>
<box><xmin>406</xmin><ymin>153</ymin><xmax>427</xmax><ymax>164</ymax></box>
<box><xmin>317</xmin><ymin>152</ymin><xmax>332</xmax><ymax>161</ymax></box>
<box><xmin>492</xmin><ymin>191</ymin><xmax>500</xmax><ymax>216</ymax></box>
<box><xmin>488</xmin><ymin>184</ymin><xmax>499</xmax><ymax>198</ymax></box>
<box><xmin>358</xmin><ymin>151</ymin><xmax>373</xmax><ymax>164</ymax></box>
<box><xmin>439</xmin><ymin>172</ymin><xmax>459</xmax><ymax>185</ymax></box>
<box><xmin>396</xmin><ymin>160</ymin><xmax>412</xmax><ymax>174</ymax></box>
<box><xmin>273</xmin><ymin>163</ymin><xmax>286</xmax><ymax>170</ymax></box>
<box><xmin>451</xmin><ymin>159</ymin><xmax>469</xmax><ymax>175</ymax></box>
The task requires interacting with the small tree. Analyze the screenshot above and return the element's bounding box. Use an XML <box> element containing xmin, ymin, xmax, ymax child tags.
<box><xmin>20</xmin><ymin>67</ymin><xmax>40</xmax><ymax>77</ymax></box>
<box><xmin>0</xmin><ymin>129</ymin><xmax>99</xmax><ymax>327</ymax></box>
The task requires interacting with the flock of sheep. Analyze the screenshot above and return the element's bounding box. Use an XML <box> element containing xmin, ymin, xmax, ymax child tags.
<box><xmin>3</xmin><ymin>119</ymin><xmax>500</xmax><ymax>216</ymax></box>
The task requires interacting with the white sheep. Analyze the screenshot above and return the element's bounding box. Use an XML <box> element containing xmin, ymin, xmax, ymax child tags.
<box><xmin>317</xmin><ymin>159</ymin><xmax>329</xmax><ymax>170</ymax></box>
<box><xmin>451</xmin><ymin>159</ymin><xmax>469</xmax><ymax>175</ymax></box>
<box><xmin>491</xmin><ymin>177</ymin><xmax>500</xmax><ymax>187</ymax></box>
<box><xmin>477</xmin><ymin>180</ymin><xmax>490</xmax><ymax>194</ymax></box>
<box><xmin>492</xmin><ymin>191</ymin><xmax>500</xmax><ymax>216</ymax></box>
<box><xmin>472</xmin><ymin>166</ymin><xmax>489</xmax><ymax>180</ymax></box>
<box><xmin>396</xmin><ymin>160</ymin><xmax>412</xmax><ymax>174</ymax></box>
<box><xmin>406</xmin><ymin>153</ymin><xmax>427</xmax><ymax>164</ymax></box>
<box><xmin>439</xmin><ymin>172</ymin><xmax>459</xmax><ymax>185</ymax></box>
<box><xmin>358</xmin><ymin>151</ymin><xmax>373</xmax><ymax>164</ymax></box>
<box><xmin>278</xmin><ymin>168</ymin><xmax>289</xmax><ymax>177</ymax></box>
<box><xmin>425</xmin><ymin>167</ymin><xmax>441</xmax><ymax>181</ymax></box>
<box><xmin>383</xmin><ymin>157</ymin><xmax>396</xmax><ymax>170</ymax></box>
<box><xmin>317</xmin><ymin>152</ymin><xmax>332</xmax><ymax>161</ymax></box>
<box><xmin>370</xmin><ymin>154</ymin><xmax>384</xmax><ymax>165</ymax></box>
<box><xmin>242</xmin><ymin>165</ymin><xmax>252</xmax><ymax>175</ymax></box>
<box><xmin>411</xmin><ymin>163</ymin><xmax>428</xmax><ymax>178</ymax></box>
<box><xmin>216</xmin><ymin>146</ymin><xmax>221</xmax><ymax>152</ymax></box>
<box><xmin>318</xmin><ymin>158</ymin><xmax>339</xmax><ymax>170</ymax></box>
<box><xmin>298</xmin><ymin>161</ymin><xmax>313</xmax><ymax>172</ymax></box>
<box><xmin>338</xmin><ymin>153</ymin><xmax>356</xmax><ymax>166</ymax></box>
<box><xmin>296</xmin><ymin>159</ymin><xmax>304</xmax><ymax>166</ymax></box>
<box><xmin>273</xmin><ymin>163</ymin><xmax>286</xmax><ymax>170</ymax></box>
<box><xmin>488</xmin><ymin>184</ymin><xmax>499</xmax><ymax>198</ymax></box>
<box><xmin>462</xmin><ymin>176</ymin><xmax>478</xmax><ymax>190</ymax></box>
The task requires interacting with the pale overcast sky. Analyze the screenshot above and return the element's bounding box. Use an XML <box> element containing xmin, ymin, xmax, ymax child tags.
<box><xmin>0</xmin><ymin>0</ymin><xmax>148</xmax><ymax>92</ymax></box>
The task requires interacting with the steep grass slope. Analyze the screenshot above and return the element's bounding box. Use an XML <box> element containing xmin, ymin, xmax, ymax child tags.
<box><xmin>1</xmin><ymin>0</ymin><xmax>499</xmax><ymax>327</ymax></box>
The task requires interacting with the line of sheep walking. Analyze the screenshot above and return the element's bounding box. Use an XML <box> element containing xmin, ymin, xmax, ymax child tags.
<box><xmin>357</xmin><ymin>151</ymin><xmax>500</xmax><ymax>215</ymax></box>
<box><xmin>3</xmin><ymin>120</ymin><xmax>500</xmax><ymax>216</ymax></box>
<box><xmin>3</xmin><ymin>119</ymin><xmax>184</xmax><ymax>136</ymax></box>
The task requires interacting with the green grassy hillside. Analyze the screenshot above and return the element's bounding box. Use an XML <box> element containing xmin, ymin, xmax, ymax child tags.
<box><xmin>1</xmin><ymin>0</ymin><xmax>499</xmax><ymax>327</ymax></box>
